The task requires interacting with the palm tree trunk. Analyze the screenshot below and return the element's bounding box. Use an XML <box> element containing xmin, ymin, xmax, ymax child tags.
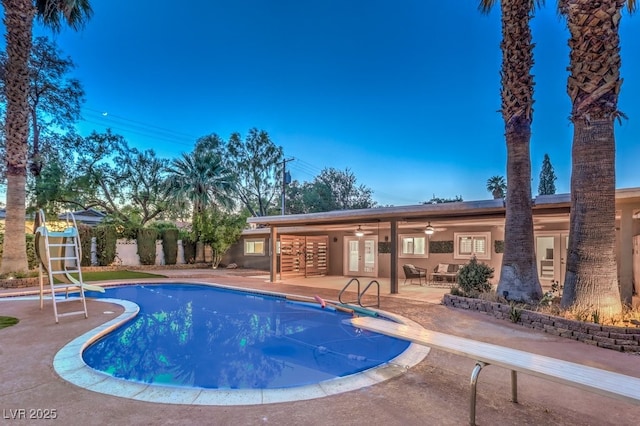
<box><xmin>560</xmin><ymin>0</ymin><xmax>624</xmax><ymax>315</ymax></box>
<box><xmin>561</xmin><ymin>119</ymin><xmax>621</xmax><ymax>315</ymax></box>
<box><xmin>2</xmin><ymin>174</ymin><xmax>28</xmax><ymax>272</ymax></box>
<box><xmin>1</xmin><ymin>0</ymin><xmax>35</xmax><ymax>274</ymax></box>
<box><xmin>494</xmin><ymin>0</ymin><xmax>542</xmax><ymax>302</ymax></box>
<box><xmin>497</xmin><ymin>131</ymin><xmax>542</xmax><ymax>302</ymax></box>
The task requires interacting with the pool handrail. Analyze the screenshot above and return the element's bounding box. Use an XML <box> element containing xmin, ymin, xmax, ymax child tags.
<box><xmin>338</xmin><ymin>278</ymin><xmax>380</xmax><ymax>309</ymax></box>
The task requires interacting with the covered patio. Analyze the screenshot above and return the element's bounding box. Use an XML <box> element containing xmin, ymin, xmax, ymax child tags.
<box><xmin>244</xmin><ymin>188</ymin><xmax>640</xmax><ymax>303</ymax></box>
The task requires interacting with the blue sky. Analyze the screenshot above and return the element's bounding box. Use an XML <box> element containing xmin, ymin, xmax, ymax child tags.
<box><xmin>8</xmin><ymin>1</ymin><xmax>640</xmax><ymax>206</ymax></box>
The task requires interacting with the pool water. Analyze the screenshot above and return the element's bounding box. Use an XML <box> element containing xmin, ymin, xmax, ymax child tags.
<box><xmin>82</xmin><ymin>284</ymin><xmax>410</xmax><ymax>389</ymax></box>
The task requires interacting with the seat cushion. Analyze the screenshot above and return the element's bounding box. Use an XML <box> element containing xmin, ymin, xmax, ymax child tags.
<box><xmin>448</xmin><ymin>264</ymin><xmax>462</xmax><ymax>273</ymax></box>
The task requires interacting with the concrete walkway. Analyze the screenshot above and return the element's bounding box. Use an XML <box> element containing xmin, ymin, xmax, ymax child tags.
<box><xmin>1</xmin><ymin>269</ymin><xmax>639</xmax><ymax>425</ymax></box>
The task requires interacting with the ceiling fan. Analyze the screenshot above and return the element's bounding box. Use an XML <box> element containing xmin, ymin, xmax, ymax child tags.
<box><xmin>408</xmin><ymin>222</ymin><xmax>447</xmax><ymax>234</ymax></box>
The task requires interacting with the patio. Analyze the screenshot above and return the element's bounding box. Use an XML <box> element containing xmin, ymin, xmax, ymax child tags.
<box><xmin>1</xmin><ymin>270</ymin><xmax>639</xmax><ymax>425</ymax></box>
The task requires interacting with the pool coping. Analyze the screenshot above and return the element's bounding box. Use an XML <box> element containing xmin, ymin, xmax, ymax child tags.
<box><xmin>51</xmin><ymin>281</ymin><xmax>431</xmax><ymax>405</ymax></box>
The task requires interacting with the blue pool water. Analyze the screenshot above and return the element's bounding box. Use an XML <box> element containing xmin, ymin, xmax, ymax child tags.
<box><xmin>82</xmin><ymin>284</ymin><xmax>410</xmax><ymax>389</ymax></box>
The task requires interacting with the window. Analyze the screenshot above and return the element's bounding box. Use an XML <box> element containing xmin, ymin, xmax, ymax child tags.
<box><xmin>399</xmin><ymin>234</ymin><xmax>427</xmax><ymax>257</ymax></box>
<box><xmin>454</xmin><ymin>232</ymin><xmax>490</xmax><ymax>260</ymax></box>
<box><xmin>244</xmin><ymin>238</ymin><xmax>265</xmax><ymax>256</ymax></box>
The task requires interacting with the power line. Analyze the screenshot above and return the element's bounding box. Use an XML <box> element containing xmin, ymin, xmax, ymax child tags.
<box><xmin>78</xmin><ymin>109</ymin><xmax>415</xmax><ymax>205</ymax></box>
<box><xmin>81</xmin><ymin>118</ymin><xmax>195</xmax><ymax>148</ymax></box>
<box><xmin>84</xmin><ymin>107</ymin><xmax>200</xmax><ymax>140</ymax></box>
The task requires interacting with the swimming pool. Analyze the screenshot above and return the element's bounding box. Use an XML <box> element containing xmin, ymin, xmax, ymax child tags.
<box><xmin>82</xmin><ymin>284</ymin><xmax>409</xmax><ymax>389</ymax></box>
<box><xmin>54</xmin><ymin>283</ymin><xmax>428</xmax><ymax>405</ymax></box>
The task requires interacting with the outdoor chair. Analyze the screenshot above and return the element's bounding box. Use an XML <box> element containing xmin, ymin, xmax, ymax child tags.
<box><xmin>403</xmin><ymin>264</ymin><xmax>427</xmax><ymax>286</ymax></box>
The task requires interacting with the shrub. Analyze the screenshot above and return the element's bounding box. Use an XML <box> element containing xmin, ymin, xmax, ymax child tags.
<box><xmin>509</xmin><ymin>302</ymin><xmax>523</xmax><ymax>323</ymax></box>
<box><xmin>162</xmin><ymin>228</ymin><xmax>179</xmax><ymax>265</ymax></box>
<box><xmin>78</xmin><ymin>224</ymin><xmax>93</xmax><ymax>266</ymax></box>
<box><xmin>182</xmin><ymin>237</ymin><xmax>197</xmax><ymax>264</ymax></box>
<box><xmin>0</xmin><ymin>233</ymin><xmax>38</xmax><ymax>270</ymax></box>
<box><xmin>95</xmin><ymin>225</ymin><xmax>117</xmax><ymax>266</ymax></box>
<box><xmin>26</xmin><ymin>234</ymin><xmax>37</xmax><ymax>270</ymax></box>
<box><xmin>455</xmin><ymin>256</ymin><xmax>494</xmax><ymax>296</ymax></box>
<box><xmin>137</xmin><ymin>228</ymin><xmax>158</xmax><ymax>265</ymax></box>
<box><xmin>149</xmin><ymin>221</ymin><xmax>178</xmax><ymax>233</ymax></box>
<box><xmin>429</xmin><ymin>240</ymin><xmax>454</xmax><ymax>254</ymax></box>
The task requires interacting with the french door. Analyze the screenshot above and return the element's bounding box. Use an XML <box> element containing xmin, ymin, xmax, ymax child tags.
<box><xmin>343</xmin><ymin>236</ymin><xmax>378</xmax><ymax>277</ymax></box>
<box><xmin>535</xmin><ymin>233</ymin><xmax>569</xmax><ymax>284</ymax></box>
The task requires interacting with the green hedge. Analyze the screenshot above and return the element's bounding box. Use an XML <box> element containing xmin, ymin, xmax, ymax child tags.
<box><xmin>182</xmin><ymin>237</ymin><xmax>197</xmax><ymax>264</ymax></box>
<box><xmin>0</xmin><ymin>234</ymin><xmax>37</xmax><ymax>270</ymax></box>
<box><xmin>95</xmin><ymin>225</ymin><xmax>117</xmax><ymax>266</ymax></box>
<box><xmin>26</xmin><ymin>234</ymin><xmax>36</xmax><ymax>269</ymax></box>
<box><xmin>78</xmin><ymin>224</ymin><xmax>93</xmax><ymax>266</ymax></box>
<box><xmin>162</xmin><ymin>229</ymin><xmax>178</xmax><ymax>265</ymax></box>
<box><xmin>137</xmin><ymin>228</ymin><xmax>158</xmax><ymax>265</ymax></box>
<box><xmin>378</xmin><ymin>241</ymin><xmax>391</xmax><ymax>254</ymax></box>
<box><xmin>430</xmin><ymin>240</ymin><xmax>454</xmax><ymax>254</ymax></box>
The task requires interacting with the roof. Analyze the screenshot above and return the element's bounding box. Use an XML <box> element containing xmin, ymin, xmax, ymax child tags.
<box><xmin>59</xmin><ymin>209</ymin><xmax>107</xmax><ymax>225</ymax></box>
<box><xmin>245</xmin><ymin>188</ymin><xmax>640</xmax><ymax>233</ymax></box>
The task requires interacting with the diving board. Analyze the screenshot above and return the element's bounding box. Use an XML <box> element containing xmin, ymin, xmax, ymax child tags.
<box><xmin>350</xmin><ymin>316</ymin><xmax>640</xmax><ymax>426</ymax></box>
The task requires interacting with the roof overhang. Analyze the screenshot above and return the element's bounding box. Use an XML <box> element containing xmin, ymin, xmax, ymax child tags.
<box><xmin>245</xmin><ymin>188</ymin><xmax>640</xmax><ymax>234</ymax></box>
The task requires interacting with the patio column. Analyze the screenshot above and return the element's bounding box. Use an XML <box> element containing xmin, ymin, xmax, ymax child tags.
<box><xmin>390</xmin><ymin>220</ymin><xmax>398</xmax><ymax>294</ymax></box>
<box><xmin>270</xmin><ymin>226</ymin><xmax>278</xmax><ymax>283</ymax></box>
<box><xmin>619</xmin><ymin>205</ymin><xmax>633</xmax><ymax>304</ymax></box>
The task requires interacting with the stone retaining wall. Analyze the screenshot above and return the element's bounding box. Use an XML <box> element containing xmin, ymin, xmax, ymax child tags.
<box><xmin>0</xmin><ymin>277</ymin><xmax>39</xmax><ymax>289</ymax></box>
<box><xmin>443</xmin><ymin>294</ymin><xmax>640</xmax><ymax>353</ymax></box>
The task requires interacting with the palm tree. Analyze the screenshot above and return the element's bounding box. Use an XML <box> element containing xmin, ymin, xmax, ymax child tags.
<box><xmin>480</xmin><ymin>1</ymin><xmax>543</xmax><ymax>303</ymax></box>
<box><xmin>486</xmin><ymin>175</ymin><xmax>506</xmax><ymax>200</ymax></box>
<box><xmin>166</xmin><ymin>151</ymin><xmax>236</xmax><ymax>261</ymax></box>
<box><xmin>166</xmin><ymin>152</ymin><xmax>235</xmax><ymax>220</ymax></box>
<box><xmin>559</xmin><ymin>0</ymin><xmax>636</xmax><ymax>315</ymax></box>
<box><xmin>1</xmin><ymin>0</ymin><xmax>92</xmax><ymax>274</ymax></box>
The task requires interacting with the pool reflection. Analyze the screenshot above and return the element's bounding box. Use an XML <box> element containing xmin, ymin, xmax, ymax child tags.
<box><xmin>82</xmin><ymin>284</ymin><xmax>409</xmax><ymax>389</ymax></box>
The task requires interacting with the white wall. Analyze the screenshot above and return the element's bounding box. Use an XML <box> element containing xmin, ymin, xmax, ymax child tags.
<box><xmin>89</xmin><ymin>239</ymin><xmax>186</xmax><ymax>266</ymax></box>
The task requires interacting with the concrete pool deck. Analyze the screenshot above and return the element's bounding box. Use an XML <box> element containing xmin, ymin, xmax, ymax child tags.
<box><xmin>1</xmin><ymin>270</ymin><xmax>640</xmax><ymax>425</ymax></box>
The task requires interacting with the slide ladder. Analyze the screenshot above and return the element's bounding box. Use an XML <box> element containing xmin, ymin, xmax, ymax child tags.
<box><xmin>35</xmin><ymin>210</ymin><xmax>102</xmax><ymax>323</ymax></box>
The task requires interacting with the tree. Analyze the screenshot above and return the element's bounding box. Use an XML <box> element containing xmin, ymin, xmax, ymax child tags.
<box><xmin>224</xmin><ymin>128</ymin><xmax>283</xmax><ymax>217</ymax></box>
<box><xmin>537</xmin><ymin>153</ymin><xmax>557</xmax><ymax>195</ymax></box>
<box><xmin>1</xmin><ymin>0</ymin><xmax>92</xmax><ymax>274</ymax></box>
<box><xmin>559</xmin><ymin>0</ymin><xmax>636</xmax><ymax>315</ymax></box>
<box><xmin>193</xmin><ymin>133</ymin><xmax>225</xmax><ymax>158</ymax></box>
<box><xmin>486</xmin><ymin>175</ymin><xmax>506</xmax><ymax>199</ymax></box>
<box><xmin>195</xmin><ymin>207</ymin><xmax>246</xmax><ymax>269</ymax></box>
<box><xmin>116</xmin><ymin>147</ymin><xmax>171</xmax><ymax>226</ymax></box>
<box><xmin>166</xmin><ymin>149</ymin><xmax>236</xmax><ymax>260</ymax></box>
<box><xmin>166</xmin><ymin>151</ymin><xmax>235</xmax><ymax>221</ymax></box>
<box><xmin>480</xmin><ymin>0</ymin><xmax>543</xmax><ymax>303</ymax></box>
<box><xmin>37</xmin><ymin>131</ymin><xmax>171</xmax><ymax>230</ymax></box>
<box><xmin>59</xmin><ymin>130</ymin><xmax>127</xmax><ymax>212</ymax></box>
<box><xmin>285</xmin><ymin>167</ymin><xmax>376</xmax><ymax>214</ymax></box>
<box><xmin>423</xmin><ymin>195</ymin><xmax>463</xmax><ymax>204</ymax></box>
<box><xmin>1</xmin><ymin>36</ymin><xmax>85</xmax><ymax>230</ymax></box>
<box><xmin>0</xmin><ymin>36</ymin><xmax>84</xmax><ymax>178</ymax></box>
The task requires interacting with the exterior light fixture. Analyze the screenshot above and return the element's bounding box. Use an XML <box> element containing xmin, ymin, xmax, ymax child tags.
<box><xmin>425</xmin><ymin>222</ymin><xmax>435</xmax><ymax>235</ymax></box>
<box><xmin>355</xmin><ymin>226</ymin><xmax>365</xmax><ymax>237</ymax></box>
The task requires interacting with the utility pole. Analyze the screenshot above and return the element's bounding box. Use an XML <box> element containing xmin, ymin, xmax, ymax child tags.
<box><xmin>280</xmin><ymin>158</ymin><xmax>294</xmax><ymax>215</ymax></box>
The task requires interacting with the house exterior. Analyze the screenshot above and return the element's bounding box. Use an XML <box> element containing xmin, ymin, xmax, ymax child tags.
<box><xmin>224</xmin><ymin>188</ymin><xmax>640</xmax><ymax>303</ymax></box>
<box><xmin>58</xmin><ymin>209</ymin><xmax>106</xmax><ymax>226</ymax></box>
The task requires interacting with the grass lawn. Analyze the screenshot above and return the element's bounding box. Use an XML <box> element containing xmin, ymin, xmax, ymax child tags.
<box><xmin>69</xmin><ymin>270</ymin><xmax>167</xmax><ymax>282</ymax></box>
<box><xmin>0</xmin><ymin>316</ymin><xmax>19</xmax><ymax>329</ymax></box>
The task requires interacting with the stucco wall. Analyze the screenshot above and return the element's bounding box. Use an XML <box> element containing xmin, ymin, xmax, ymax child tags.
<box><xmin>114</xmin><ymin>239</ymin><xmax>187</xmax><ymax>266</ymax></box>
